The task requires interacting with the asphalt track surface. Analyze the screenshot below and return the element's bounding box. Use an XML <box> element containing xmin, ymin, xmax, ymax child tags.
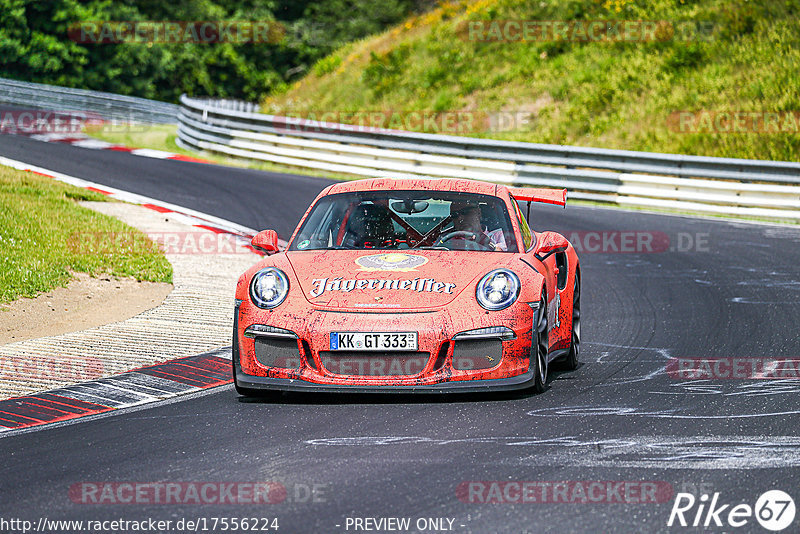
<box><xmin>1</xmin><ymin>132</ymin><xmax>800</xmax><ymax>533</ymax></box>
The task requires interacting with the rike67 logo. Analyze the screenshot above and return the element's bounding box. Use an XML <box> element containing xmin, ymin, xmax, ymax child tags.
<box><xmin>668</xmin><ymin>490</ymin><xmax>796</xmax><ymax>531</ymax></box>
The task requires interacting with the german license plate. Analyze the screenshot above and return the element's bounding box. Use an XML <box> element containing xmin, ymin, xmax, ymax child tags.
<box><xmin>330</xmin><ymin>332</ymin><xmax>418</xmax><ymax>351</ymax></box>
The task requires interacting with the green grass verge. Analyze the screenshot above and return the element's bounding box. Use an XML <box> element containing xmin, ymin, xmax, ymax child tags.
<box><xmin>0</xmin><ymin>165</ymin><xmax>172</xmax><ymax>304</ymax></box>
<box><xmin>85</xmin><ymin>123</ymin><xmax>190</xmax><ymax>157</ymax></box>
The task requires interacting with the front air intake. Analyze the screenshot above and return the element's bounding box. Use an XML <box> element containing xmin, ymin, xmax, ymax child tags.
<box><xmin>452</xmin><ymin>339</ymin><xmax>502</xmax><ymax>370</ymax></box>
<box><xmin>319</xmin><ymin>351</ymin><xmax>431</xmax><ymax>376</ymax></box>
<box><xmin>254</xmin><ymin>337</ymin><xmax>302</xmax><ymax>369</ymax></box>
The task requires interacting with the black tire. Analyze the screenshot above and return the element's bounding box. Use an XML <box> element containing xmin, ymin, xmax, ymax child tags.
<box><xmin>530</xmin><ymin>294</ymin><xmax>549</xmax><ymax>393</ymax></box>
<box><xmin>561</xmin><ymin>273</ymin><xmax>581</xmax><ymax>371</ymax></box>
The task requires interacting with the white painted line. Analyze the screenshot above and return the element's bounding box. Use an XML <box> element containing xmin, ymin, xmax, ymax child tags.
<box><xmin>71</xmin><ymin>139</ymin><xmax>115</xmax><ymax>149</ymax></box>
<box><xmin>104</xmin><ymin>373</ymin><xmax>196</xmax><ymax>394</ymax></box>
<box><xmin>102</xmin><ymin>377</ymin><xmax>183</xmax><ymax>397</ymax></box>
<box><xmin>30</xmin><ymin>133</ymin><xmax>87</xmax><ymax>142</ymax></box>
<box><xmin>16</xmin><ymin>131</ymin><xmax>212</xmax><ymax>163</ymax></box>
<box><xmin>130</xmin><ymin>148</ymin><xmax>175</xmax><ymax>159</ymax></box>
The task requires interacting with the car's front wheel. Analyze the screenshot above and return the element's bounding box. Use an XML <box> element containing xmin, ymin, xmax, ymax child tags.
<box><xmin>530</xmin><ymin>294</ymin><xmax>549</xmax><ymax>393</ymax></box>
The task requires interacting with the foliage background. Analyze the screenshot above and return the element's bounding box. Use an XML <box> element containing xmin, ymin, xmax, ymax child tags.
<box><xmin>0</xmin><ymin>0</ymin><xmax>434</xmax><ymax>102</ymax></box>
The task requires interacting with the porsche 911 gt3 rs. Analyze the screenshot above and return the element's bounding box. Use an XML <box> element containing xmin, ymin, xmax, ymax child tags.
<box><xmin>233</xmin><ymin>177</ymin><xmax>580</xmax><ymax>394</ymax></box>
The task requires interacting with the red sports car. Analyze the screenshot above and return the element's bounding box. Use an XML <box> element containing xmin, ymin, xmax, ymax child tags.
<box><xmin>233</xmin><ymin>178</ymin><xmax>580</xmax><ymax>394</ymax></box>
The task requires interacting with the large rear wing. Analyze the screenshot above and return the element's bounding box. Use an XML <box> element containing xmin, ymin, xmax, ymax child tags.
<box><xmin>507</xmin><ymin>187</ymin><xmax>567</xmax><ymax>207</ymax></box>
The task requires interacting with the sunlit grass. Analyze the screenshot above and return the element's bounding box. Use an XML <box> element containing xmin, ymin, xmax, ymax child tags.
<box><xmin>0</xmin><ymin>165</ymin><xmax>172</xmax><ymax>303</ymax></box>
<box><xmin>263</xmin><ymin>0</ymin><xmax>800</xmax><ymax>161</ymax></box>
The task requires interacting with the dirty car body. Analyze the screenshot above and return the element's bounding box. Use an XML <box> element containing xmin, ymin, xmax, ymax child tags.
<box><xmin>233</xmin><ymin>178</ymin><xmax>580</xmax><ymax>394</ymax></box>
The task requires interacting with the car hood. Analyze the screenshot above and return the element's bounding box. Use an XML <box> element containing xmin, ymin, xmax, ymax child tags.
<box><xmin>286</xmin><ymin>250</ymin><xmax>514</xmax><ymax>311</ymax></box>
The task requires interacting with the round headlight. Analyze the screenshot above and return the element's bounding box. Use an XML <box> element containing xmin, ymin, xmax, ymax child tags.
<box><xmin>250</xmin><ymin>268</ymin><xmax>290</xmax><ymax>308</ymax></box>
<box><xmin>476</xmin><ymin>269</ymin><xmax>520</xmax><ymax>311</ymax></box>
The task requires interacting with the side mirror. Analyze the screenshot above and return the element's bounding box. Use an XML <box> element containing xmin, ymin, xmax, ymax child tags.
<box><xmin>533</xmin><ymin>231</ymin><xmax>568</xmax><ymax>260</ymax></box>
<box><xmin>251</xmin><ymin>229</ymin><xmax>280</xmax><ymax>254</ymax></box>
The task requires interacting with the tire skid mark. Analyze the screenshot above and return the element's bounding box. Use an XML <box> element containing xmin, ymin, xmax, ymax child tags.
<box><xmin>303</xmin><ymin>434</ymin><xmax>800</xmax><ymax>468</ymax></box>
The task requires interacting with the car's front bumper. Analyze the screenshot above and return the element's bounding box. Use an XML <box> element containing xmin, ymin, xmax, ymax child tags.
<box><xmin>233</xmin><ymin>298</ymin><xmax>538</xmax><ymax>393</ymax></box>
<box><xmin>233</xmin><ymin>366</ymin><xmax>537</xmax><ymax>394</ymax></box>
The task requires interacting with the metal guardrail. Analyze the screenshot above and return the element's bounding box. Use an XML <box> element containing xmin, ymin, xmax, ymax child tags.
<box><xmin>177</xmin><ymin>94</ymin><xmax>800</xmax><ymax>219</ymax></box>
<box><xmin>0</xmin><ymin>77</ymin><xmax>179</xmax><ymax>124</ymax></box>
<box><xmin>183</xmin><ymin>97</ymin><xmax>260</xmax><ymax>114</ymax></box>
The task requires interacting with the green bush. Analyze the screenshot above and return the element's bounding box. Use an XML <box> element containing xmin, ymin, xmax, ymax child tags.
<box><xmin>0</xmin><ymin>0</ymin><xmax>423</xmax><ymax>102</ymax></box>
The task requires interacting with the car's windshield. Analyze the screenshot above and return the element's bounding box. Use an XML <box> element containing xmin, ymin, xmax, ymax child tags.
<box><xmin>290</xmin><ymin>190</ymin><xmax>518</xmax><ymax>252</ymax></box>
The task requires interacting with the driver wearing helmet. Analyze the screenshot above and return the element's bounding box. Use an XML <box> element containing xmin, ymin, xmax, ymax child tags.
<box><xmin>437</xmin><ymin>201</ymin><xmax>506</xmax><ymax>251</ymax></box>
